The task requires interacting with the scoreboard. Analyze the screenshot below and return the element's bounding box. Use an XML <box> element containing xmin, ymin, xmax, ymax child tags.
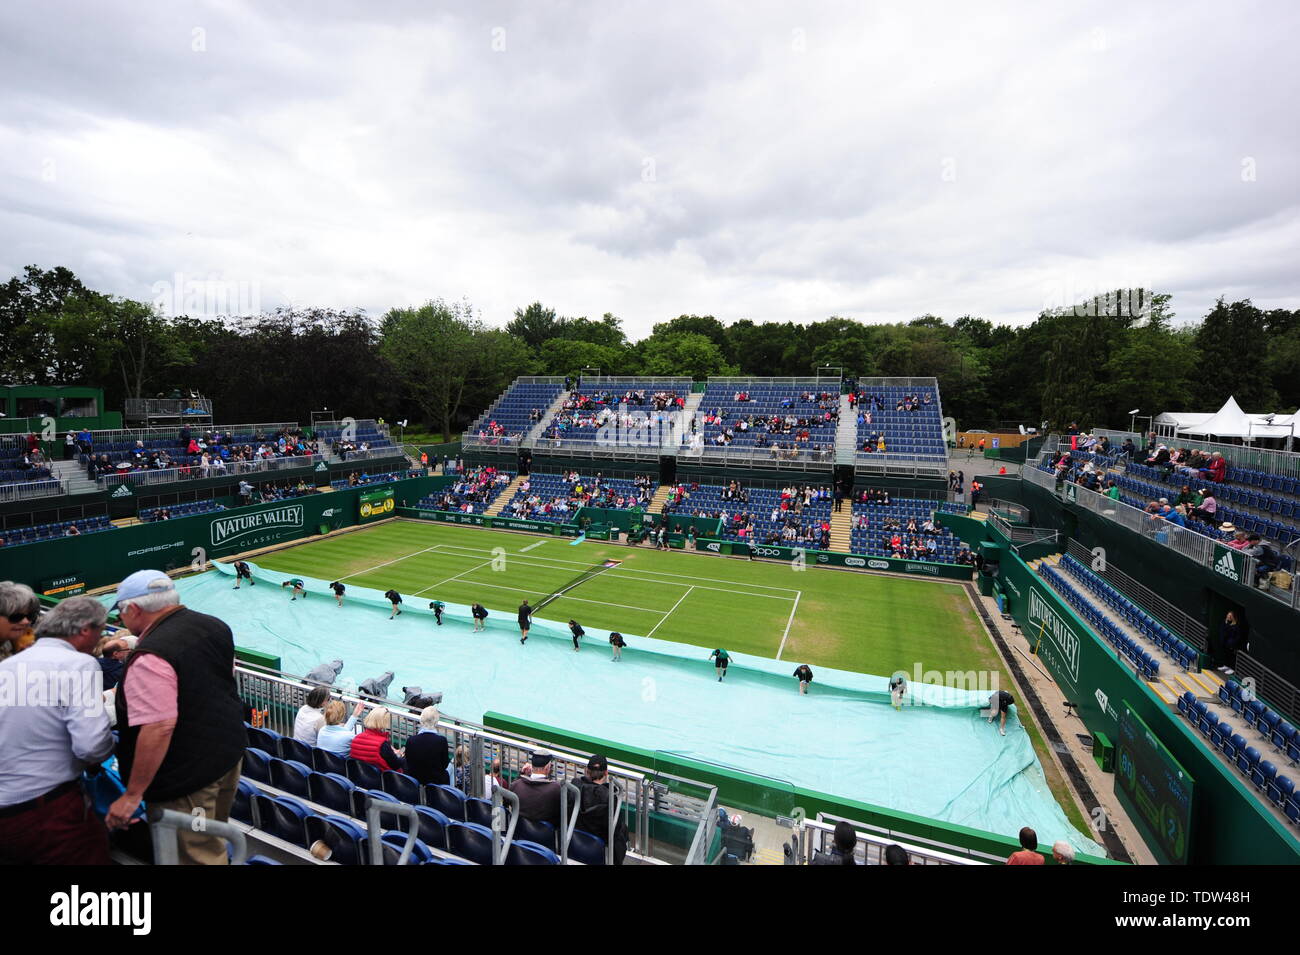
<box><xmin>1114</xmin><ymin>701</ymin><xmax>1195</xmax><ymax>864</ymax></box>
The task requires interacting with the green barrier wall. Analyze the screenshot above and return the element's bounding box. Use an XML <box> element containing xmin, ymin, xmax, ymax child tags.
<box><xmin>483</xmin><ymin>712</ymin><xmax>1114</xmax><ymax>865</ymax></box>
<box><xmin>0</xmin><ymin>477</ymin><xmax>449</xmax><ymax>596</ymax></box>
<box><xmin>396</xmin><ymin>507</ymin><xmax>583</xmax><ymax>538</ymax></box>
<box><xmin>692</xmin><ymin>538</ymin><xmax>973</xmax><ymax>580</ymax></box>
<box><xmin>991</xmin><ymin>544</ymin><xmax>1300</xmax><ymax>864</ymax></box>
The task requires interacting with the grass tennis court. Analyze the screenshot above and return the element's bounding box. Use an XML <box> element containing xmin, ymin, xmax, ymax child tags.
<box><xmin>249</xmin><ymin>518</ymin><xmax>1089</xmax><ymax>835</ymax></box>
<box><xmin>254</xmin><ymin>519</ymin><xmax>993</xmax><ymax>676</ymax></box>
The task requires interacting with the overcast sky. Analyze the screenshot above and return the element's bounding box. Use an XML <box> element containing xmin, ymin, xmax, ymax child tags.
<box><xmin>1</xmin><ymin>1</ymin><xmax>1296</xmax><ymax>337</ymax></box>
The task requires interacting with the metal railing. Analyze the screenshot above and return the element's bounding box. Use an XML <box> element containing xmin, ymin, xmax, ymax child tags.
<box><xmin>801</xmin><ymin>813</ymin><xmax>994</xmax><ymax>865</ymax></box>
<box><xmin>702</xmin><ymin>376</ymin><xmax>840</xmax><ymax>387</ymax></box>
<box><xmin>73</xmin><ymin>421</ymin><xmax>301</xmax><ymax>447</ymax></box>
<box><xmin>1065</xmin><ymin>538</ymin><xmax>1209</xmax><ymax>649</ymax></box>
<box><xmin>233</xmin><ymin>663</ymin><xmax>717</xmax><ymax>863</ymax></box>
<box><xmin>849</xmin><ymin>376</ymin><xmax>940</xmax><ymax>389</ymax></box>
<box><xmin>1024</xmin><ymin>463</ymin><xmax>1241</xmax><ymax>576</ymax></box>
<box><xmin>1234</xmin><ymin>652</ymin><xmax>1300</xmax><ymax>725</ymax></box>
<box><xmin>96</xmin><ymin>453</ymin><xmax>326</xmax><ymax>490</ymax></box>
<box><xmin>1149</xmin><ymin>433</ymin><xmax>1300</xmax><ymax>478</ymax></box>
<box><xmin>988</xmin><ymin>509</ymin><xmax>1059</xmax><ymax>549</ymax></box>
<box><xmin>462</xmin><ymin>432</ymin><xmax>528</xmax><ymax>450</ymax></box>
<box><xmin>330</xmin><ymin>446</ymin><xmax>405</xmax><ymax>464</ymax></box>
<box><xmin>0</xmin><ymin>478</ymin><xmax>66</xmax><ymax>502</ymax></box>
<box><xmin>125</xmin><ymin>397</ymin><xmax>214</xmax><ymax>420</ymax></box>
<box><xmin>682</xmin><ymin>444</ymin><xmax>836</xmax><ymax>470</ymax></box>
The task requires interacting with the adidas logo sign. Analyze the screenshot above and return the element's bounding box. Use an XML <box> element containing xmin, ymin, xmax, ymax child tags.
<box><xmin>112</xmin><ymin>484</ymin><xmax>133</xmax><ymax>498</ymax></box>
<box><xmin>1214</xmin><ymin>551</ymin><xmax>1240</xmax><ymax>582</ymax></box>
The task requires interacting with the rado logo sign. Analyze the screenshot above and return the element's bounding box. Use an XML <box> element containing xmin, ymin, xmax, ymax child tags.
<box><xmin>210</xmin><ymin>505</ymin><xmax>304</xmax><ymax>548</ymax></box>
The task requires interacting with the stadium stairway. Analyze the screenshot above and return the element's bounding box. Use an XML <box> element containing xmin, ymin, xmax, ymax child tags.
<box><xmin>834</xmin><ymin>395</ymin><xmax>857</xmax><ymax>464</ymax></box>
<box><xmin>828</xmin><ymin>503</ymin><xmax>853</xmax><ymax>551</ymax></box>
<box><xmin>50</xmin><ymin>458</ymin><xmax>97</xmax><ymax>494</ymax></box>
<box><xmin>485</xmin><ymin>475</ymin><xmax>528</xmax><ymax>517</ymax></box>
<box><xmin>681</xmin><ymin>390</ymin><xmax>705</xmax><ymax>429</ymax></box>
<box><xmin>647</xmin><ymin>483</ymin><xmax>674</xmax><ymax>514</ymax></box>
<box><xmin>524</xmin><ymin>391</ymin><xmax>572</xmax><ymax>448</ymax></box>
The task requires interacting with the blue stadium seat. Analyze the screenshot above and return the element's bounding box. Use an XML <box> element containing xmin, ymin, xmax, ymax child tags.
<box><xmin>567</xmin><ymin>829</ymin><xmax>607</xmax><ymax>865</ymax></box>
<box><xmin>1223</xmin><ymin>734</ymin><xmax>1243</xmax><ymax>761</ymax></box>
<box><xmin>242</xmin><ymin>747</ymin><xmax>272</xmax><ymax>783</ymax></box>
<box><xmin>425</xmin><ymin>784</ymin><xmax>468</xmax><ymax>821</ymax></box>
<box><xmin>245</xmin><ymin>855</ymin><xmax>282</xmax><ymax>865</ymax></box>
<box><xmin>253</xmin><ymin>794</ymin><xmax>312</xmax><ymax>847</ymax></box>
<box><xmin>1253</xmin><ymin>759</ymin><xmax>1276</xmax><ymax>793</ymax></box>
<box><xmin>1211</xmin><ymin>722</ymin><xmax>1231</xmax><ymax>750</ymax></box>
<box><xmin>231</xmin><ymin>778</ymin><xmax>259</xmax><ymax>825</ymax></box>
<box><xmin>304</xmin><ymin>814</ymin><xmax>368</xmax><ymax>865</ymax></box>
<box><xmin>1269</xmin><ymin>776</ymin><xmax>1294</xmax><ymax>809</ymax></box>
<box><xmin>351</xmin><ymin>787</ymin><xmax>401</xmax><ymax>822</ymax></box>
<box><xmin>346</xmin><ymin>758</ymin><xmax>384</xmax><ymax>791</ymax></box>
<box><xmin>448</xmin><ymin>821</ymin><xmax>495</xmax><ymax>865</ymax></box>
<box><xmin>268</xmin><ymin>758</ymin><xmax>312</xmax><ymax>798</ymax></box>
<box><xmin>1237</xmin><ymin>745</ymin><xmax>1260</xmax><ymax>777</ymax></box>
<box><xmin>278</xmin><ymin>737</ymin><xmax>313</xmax><ymax>765</ymax></box>
<box><xmin>1271</xmin><ymin>721</ymin><xmax>1296</xmax><ymax>753</ymax></box>
<box><xmin>515</xmin><ymin>817</ymin><xmax>558</xmax><ymax>852</ymax></box>
<box><xmin>381</xmin><ymin>770</ymin><xmax>422</xmax><ymax>805</ymax></box>
<box><xmin>308</xmin><ymin>772</ymin><xmax>356</xmax><ymax>815</ymax></box>
<box><xmin>507</xmin><ymin>839</ymin><xmax>559</xmax><ymax>865</ymax></box>
<box><xmin>412</xmin><ymin>806</ymin><xmax>451</xmax><ymax>850</ymax></box>
<box><xmin>247</xmin><ymin>726</ymin><xmax>282</xmax><ymax>753</ymax></box>
<box><xmin>381</xmin><ymin>830</ymin><xmax>434</xmax><ymax>865</ymax></box>
<box><xmin>464</xmin><ymin>797</ymin><xmax>495</xmax><ymax>829</ymax></box>
<box><xmin>311</xmin><ymin>747</ymin><xmax>348</xmax><ymax>777</ymax></box>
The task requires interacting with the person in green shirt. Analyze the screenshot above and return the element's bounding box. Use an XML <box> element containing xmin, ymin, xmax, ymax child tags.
<box><xmin>281</xmin><ymin>578</ymin><xmax>305</xmax><ymax>600</ymax></box>
<box><xmin>428</xmin><ymin>599</ymin><xmax>445</xmax><ymax>626</ymax></box>
<box><xmin>1104</xmin><ymin>482</ymin><xmax>1121</xmax><ymax>501</ymax></box>
<box><xmin>710</xmin><ymin>648</ymin><xmax>731</xmax><ymax>682</ymax></box>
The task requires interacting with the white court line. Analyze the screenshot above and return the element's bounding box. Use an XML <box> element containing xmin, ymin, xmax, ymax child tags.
<box><xmin>775</xmin><ymin>591</ymin><xmax>802</xmax><ymax>660</ymax></box>
<box><xmin>414</xmin><ymin>558</ymin><xmax>500</xmax><ymax>595</ymax></box>
<box><xmin>413</xmin><ymin>541</ymin><xmax>796</xmax><ymax>600</ymax></box>
<box><xmin>430</xmin><ymin>573</ymin><xmax>668</xmax><ymax>615</ymax></box>
<box><xmin>646</xmin><ymin>585</ymin><xmax>694</xmax><ymax>638</ymax></box>
<box><xmin>339</xmin><ymin>544</ymin><xmax>445</xmax><ymax>582</ymax></box>
<box><xmin>519</xmin><ymin>540</ymin><xmax>546</xmax><ymax>552</ymax></box>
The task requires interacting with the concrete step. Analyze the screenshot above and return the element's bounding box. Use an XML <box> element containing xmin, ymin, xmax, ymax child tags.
<box><xmin>484</xmin><ymin>474</ymin><xmax>527</xmax><ymax>517</ymax></box>
<box><xmin>524</xmin><ymin>390</ymin><xmax>572</xmax><ymax>448</ymax></box>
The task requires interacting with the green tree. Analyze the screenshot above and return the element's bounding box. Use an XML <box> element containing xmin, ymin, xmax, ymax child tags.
<box><xmin>506</xmin><ymin>302</ymin><xmax>559</xmax><ymax>351</ymax></box>
<box><xmin>639</xmin><ymin>332</ymin><xmax>737</xmax><ymax>379</ymax></box>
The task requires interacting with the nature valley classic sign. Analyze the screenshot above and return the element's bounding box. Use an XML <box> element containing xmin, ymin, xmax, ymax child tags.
<box><xmin>210</xmin><ymin>504</ymin><xmax>305</xmax><ymax>550</ymax></box>
<box><xmin>358</xmin><ymin>486</ymin><xmax>396</xmax><ymax>522</ymax></box>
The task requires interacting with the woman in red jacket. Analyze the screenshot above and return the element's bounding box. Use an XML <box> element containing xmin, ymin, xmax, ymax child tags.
<box><xmin>349</xmin><ymin>707</ymin><xmax>405</xmax><ymax>771</ymax></box>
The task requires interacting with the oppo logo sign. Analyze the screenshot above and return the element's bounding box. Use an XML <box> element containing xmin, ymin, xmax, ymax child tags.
<box><xmin>752</xmin><ymin>547</ymin><xmax>782</xmax><ymax>558</ymax></box>
<box><xmin>867</xmin><ymin>559</ymin><xmax>890</xmax><ymax>570</ymax></box>
<box><xmin>845</xmin><ymin>557</ymin><xmax>866</xmax><ymax>567</ymax></box>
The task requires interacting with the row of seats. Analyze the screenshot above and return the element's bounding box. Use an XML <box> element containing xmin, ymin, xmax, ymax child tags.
<box><xmin>1116</xmin><ymin>474</ymin><xmax>1299</xmax><ymax>547</ymax></box>
<box><xmin>140</xmin><ymin>501</ymin><xmax>226</xmax><ymax>522</ymax></box>
<box><xmin>501</xmin><ymin>473</ymin><xmax>654</xmax><ymax>522</ymax></box>
<box><xmin>0</xmin><ymin>467</ymin><xmax>53</xmax><ymax>483</ymax></box>
<box><xmin>695</xmin><ymin>384</ymin><xmax>838</xmax><ymax>449</ymax></box>
<box><xmin>418</xmin><ymin>469</ymin><xmax>515</xmax><ymax>514</ymax></box>
<box><xmin>1127</xmin><ymin>462</ymin><xmax>1300</xmax><ymax>519</ymax></box>
<box><xmin>467</xmin><ymin>381</ymin><xmax>564</xmax><ymax>440</ymax></box>
<box><xmin>852</xmin><ymin>388</ymin><xmax>944</xmax><ymax>460</ymax></box>
<box><xmin>329</xmin><ymin>469</ymin><xmax>423</xmax><ymax>491</ymax></box>
<box><xmin>0</xmin><ymin>515</ymin><xmax>113</xmax><ymax>546</ymax></box>
<box><xmin>243</xmin><ymin>725</ymin><xmax>610</xmax><ymax>864</ymax></box>
<box><xmin>1058</xmin><ymin>555</ymin><xmax>1199</xmax><ymax>670</ymax></box>
<box><xmin>1040</xmin><ymin>564</ymin><xmax>1161</xmax><ymax>680</ymax></box>
<box><xmin>1178</xmin><ymin>693</ymin><xmax>1300</xmax><ymax>824</ymax></box>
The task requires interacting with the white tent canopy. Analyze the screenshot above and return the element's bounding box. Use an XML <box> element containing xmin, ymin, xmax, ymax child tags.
<box><xmin>1165</xmin><ymin>396</ymin><xmax>1297</xmax><ymax>440</ymax></box>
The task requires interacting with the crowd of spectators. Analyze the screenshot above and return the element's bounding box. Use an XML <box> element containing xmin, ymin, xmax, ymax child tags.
<box><xmin>505</xmin><ymin>472</ymin><xmax>653</xmax><ymax>520</ymax></box>
<box><xmin>83</xmin><ymin>425</ymin><xmax>320</xmax><ymax>481</ymax></box>
<box><xmin>426</xmin><ymin>465</ymin><xmax>511</xmax><ymax>513</ymax></box>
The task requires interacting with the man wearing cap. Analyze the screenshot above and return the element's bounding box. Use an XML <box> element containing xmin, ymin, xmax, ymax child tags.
<box><xmin>510</xmin><ymin>752</ymin><xmax>562</xmax><ymax>828</ymax></box>
<box><xmin>576</xmin><ymin>754</ymin><xmax>629</xmax><ymax>865</ymax></box>
<box><xmin>104</xmin><ymin>570</ymin><xmax>246</xmax><ymax>865</ymax></box>
<box><xmin>0</xmin><ymin>596</ymin><xmax>115</xmax><ymax>864</ymax></box>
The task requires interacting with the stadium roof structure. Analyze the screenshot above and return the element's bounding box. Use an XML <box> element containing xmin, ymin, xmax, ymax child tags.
<box><xmin>1156</xmin><ymin>396</ymin><xmax>1297</xmax><ymax>440</ymax></box>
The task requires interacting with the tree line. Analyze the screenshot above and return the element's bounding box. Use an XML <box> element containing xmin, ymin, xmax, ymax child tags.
<box><xmin>2</xmin><ymin>266</ymin><xmax>1296</xmax><ymax>440</ymax></box>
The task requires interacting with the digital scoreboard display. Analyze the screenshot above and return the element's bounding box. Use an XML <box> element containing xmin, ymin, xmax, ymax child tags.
<box><xmin>1114</xmin><ymin>701</ymin><xmax>1195</xmax><ymax>865</ymax></box>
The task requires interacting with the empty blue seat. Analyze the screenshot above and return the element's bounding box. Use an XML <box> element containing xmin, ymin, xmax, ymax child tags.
<box><xmin>1271</xmin><ymin>721</ymin><xmax>1296</xmax><ymax>751</ymax></box>
<box><xmin>515</xmin><ymin>816</ymin><xmax>558</xmax><ymax>852</ymax></box>
<box><xmin>346</xmin><ymin>758</ymin><xmax>384</xmax><ymax>791</ymax></box>
<box><xmin>412</xmin><ymin>806</ymin><xmax>451</xmax><ymax>850</ymax></box>
<box><xmin>425</xmin><ymin>784</ymin><xmax>468</xmax><ymax>821</ymax></box>
<box><xmin>231</xmin><ymin>778</ymin><xmax>259</xmax><ymax>824</ymax></box>
<box><xmin>246</xmin><ymin>855</ymin><xmax>282</xmax><ymax>865</ymax></box>
<box><xmin>1237</xmin><ymin>744</ymin><xmax>1260</xmax><ymax>776</ymax></box>
<box><xmin>381</xmin><ymin>770</ymin><xmax>421</xmax><ymax>805</ymax></box>
<box><xmin>247</xmin><ymin>726</ymin><xmax>282</xmax><ymax>753</ymax></box>
<box><xmin>268</xmin><ymin>758</ymin><xmax>313</xmax><ymax>798</ymax></box>
<box><xmin>1223</xmin><ymin>734</ymin><xmax>1243</xmax><ymax>761</ymax></box>
<box><xmin>381</xmin><ymin>830</ymin><xmax>434</xmax><ymax>865</ymax></box>
<box><xmin>311</xmin><ymin>747</ymin><xmax>348</xmax><ymax>777</ymax></box>
<box><xmin>448</xmin><ymin>821</ymin><xmax>495</xmax><ymax>865</ymax></box>
<box><xmin>1211</xmin><ymin>722</ymin><xmax>1231</xmax><ymax>749</ymax></box>
<box><xmin>253</xmin><ymin>794</ymin><xmax>312</xmax><ymax>847</ymax></box>
<box><xmin>308</xmin><ymin>772</ymin><xmax>356</xmax><ymax>815</ymax></box>
<box><xmin>507</xmin><ymin>839</ymin><xmax>559</xmax><ymax>865</ymax></box>
<box><xmin>464</xmin><ymin>797</ymin><xmax>495</xmax><ymax>829</ymax></box>
<box><xmin>1269</xmin><ymin>776</ymin><xmax>1295</xmax><ymax>809</ymax></box>
<box><xmin>1253</xmin><ymin>759</ymin><xmax>1276</xmax><ymax>792</ymax></box>
<box><xmin>278</xmin><ymin>737</ymin><xmax>313</xmax><ymax>765</ymax></box>
<box><xmin>242</xmin><ymin>747</ymin><xmax>272</xmax><ymax>783</ymax></box>
<box><xmin>351</xmin><ymin>787</ymin><xmax>401</xmax><ymax>822</ymax></box>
